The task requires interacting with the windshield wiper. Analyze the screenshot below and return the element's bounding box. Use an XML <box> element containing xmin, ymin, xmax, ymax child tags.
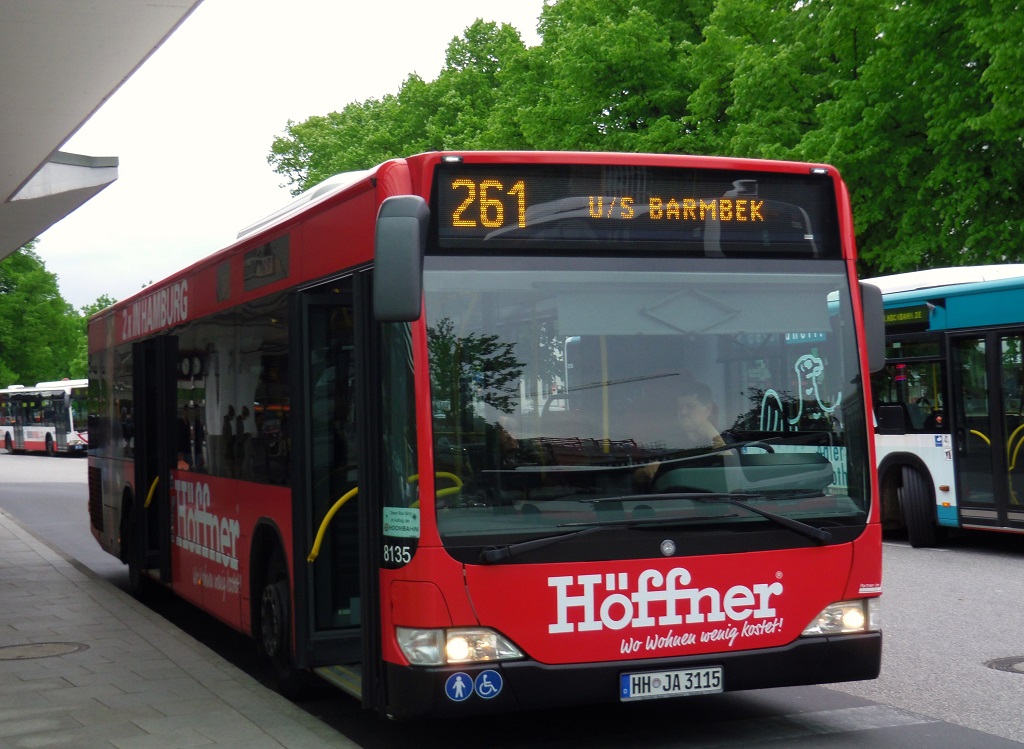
<box><xmin>700</xmin><ymin>494</ymin><xmax>832</xmax><ymax>544</ymax></box>
<box><xmin>479</xmin><ymin>526</ymin><xmax>608</xmax><ymax>564</ymax></box>
<box><xmin>480</xmin><ymin>513</ymin><xmax>721</xmax><ymax>563</ymax></box>
<box><xmin>479</xmin><ymin>491</ymin><xmax>833</xmax><ymax>563</ymax></box>
<box><xmin>585</xmin><ymin>491</ymin><xmax>833</xmax><ymax>545</ymax></box>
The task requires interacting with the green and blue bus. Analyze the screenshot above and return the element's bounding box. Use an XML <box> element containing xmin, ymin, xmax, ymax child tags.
<box><xmin>869</xmin><ymin>265</ymin><xmax>1024</xmax><ymax>546</ymax></box>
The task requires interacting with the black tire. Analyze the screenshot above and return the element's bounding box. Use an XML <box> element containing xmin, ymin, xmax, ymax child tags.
<box><xmin>259</xmin><ymin>548</ymin><xmax>316</xmax><ymax>698</ymax></box>
<box><xmin>901</xmin><ymin>466</ymin><xmax>938</xmax><ymax>548</ymax></box>
<box><xmin>122</xmin><ymin>499</ymin><xmax>152</xmax><ymax>600</ymax></box>
<box><xmin>45</xmin><ymin>435</ymin><xmax>55</xmax><ymax>457</ymax></box>
<box><xmin>4</xmin><ymin>433</ymin><xmax>12</xmax><ymax>454</ymax></box>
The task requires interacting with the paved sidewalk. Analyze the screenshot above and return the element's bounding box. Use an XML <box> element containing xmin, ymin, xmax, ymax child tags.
<box><xmin>0</xmin><ymin>509</ymin><xmax>357</xmax><ymax>749</ymax></box>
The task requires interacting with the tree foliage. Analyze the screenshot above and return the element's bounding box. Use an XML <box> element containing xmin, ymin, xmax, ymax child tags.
<box><xmin>268</xmin><ymin>0</ymin><xmax>1022</xmax><ymax>275</ymax></box>
<box><xmin>267</xmin><ymin>20</ymin><xmax>530</xmax><ymax>194</ymax></box>
<box><xmin>69</xmin><ymin>294</ymin><xmax>118</xmax><ymax>379</ymax></box>
<box><xmin>0</xmin><ymin>245</ymin><xmax>81</xmax><ymax>385</ymax></box>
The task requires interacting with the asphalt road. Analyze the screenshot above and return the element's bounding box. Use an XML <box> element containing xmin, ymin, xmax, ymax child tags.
<box><xmin>3</xmin><ymin>452</ymin><xmax>1023</xmax><ymax>747</ymax></box>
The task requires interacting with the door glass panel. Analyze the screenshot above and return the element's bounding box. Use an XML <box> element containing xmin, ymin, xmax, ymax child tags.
<box><xmin>954</xmin><ymin>337</ymin><xmax>994</xmax><ymax>506</ymax></box>
<box><xmin>1001</xmin><ymin>335</ymin><xmax>1024</xmax><ymax>507</ymax></box>
<box><xmin>308</xmin><ymin>292</ymin><xmax>361</xmax><ymax>630</ymax></box>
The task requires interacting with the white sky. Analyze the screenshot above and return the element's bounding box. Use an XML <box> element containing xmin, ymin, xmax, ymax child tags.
<box><xmin>37</xmin><ymin>0</ymin><xmax>546</xmax><ymax>310</ymax></box>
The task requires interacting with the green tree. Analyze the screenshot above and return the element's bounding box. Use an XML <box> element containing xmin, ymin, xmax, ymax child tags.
<box><xmin>428</xmin><ymin>20</ymin><xmax>531</xmax><ymax>150</ymax></box>
<box><xmin>268</xmin><ymin>91</ymin><xmax>426</xmax><ymax>194</ymax></box>
<box><xmin>801</xmin><ymin>0</ymin><xmax>1024</xmax><ymax>274</ymax></box>
<box><xmin>69</xmin><ymin>294</ymin><xmax>117</xmax><ymax>378</ymax></box>
<box><xmin>693</xmin><ymin>0</ymin><xmax>819</xmax><ymax>158</ymax></box>
<box><xmin>511</xmin><ymin>0</ymin><xmax>711</xmax><ymax>152</ymax></box>
<box><xmin>265</xmin><ymin>0</ymin><xmax>1024</xmax><ymax>276</ymax></box>
<box><xmin>268</xmin><ymin>20</ymin><xmax>529</xmax><ymax>193</ymax></box>
<box><xmin>0</xmin><ymin>244</ymin><xmax>80</xmax><ymax>385</ymax></box>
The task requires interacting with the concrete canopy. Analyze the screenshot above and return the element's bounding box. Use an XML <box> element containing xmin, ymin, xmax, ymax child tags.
<box><xmin>0</xmin><ymin>0</ymin><xmax>203</xmax><ymax>262</ymax></box>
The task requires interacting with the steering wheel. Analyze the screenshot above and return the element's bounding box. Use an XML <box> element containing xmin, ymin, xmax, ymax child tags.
<box><xmin>731</xmin><ymin>440</ymin><xmax>774</xmax><ymax>453</ymax></box>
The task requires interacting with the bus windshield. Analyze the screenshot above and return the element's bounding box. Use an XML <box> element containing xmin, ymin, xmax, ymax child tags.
<box><xmin>425</xmin><ymin>256</ymin><xmax>868</xmax><ymax>557</ymax></box>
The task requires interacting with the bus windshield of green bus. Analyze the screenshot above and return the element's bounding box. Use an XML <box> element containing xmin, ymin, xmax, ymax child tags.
<box><xmin>424</xmin><ymin>257</ymin><xmax>869</xmax><ymax>557</ymax></box>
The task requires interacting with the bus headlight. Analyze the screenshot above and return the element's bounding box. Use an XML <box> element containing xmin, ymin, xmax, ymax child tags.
<box><xmin>396</xmin><ymin>627</ymin><xmax>524</xmax><ymax>666</ymax></box>
<box><xmin>801</xmin><ymin>598</ymin><xmax>880</xmax><ymax>636</ymax></box>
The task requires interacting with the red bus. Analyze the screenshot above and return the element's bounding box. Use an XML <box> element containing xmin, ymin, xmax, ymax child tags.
<box><xmin>2</xmin><ymin>379</ymin><xmax>89</xmax><ymax>455</ymax></box>
<box><xmin>87</xmin><ymin>151</ymin><xmax>884</xmax><ymax>718</ymax></box>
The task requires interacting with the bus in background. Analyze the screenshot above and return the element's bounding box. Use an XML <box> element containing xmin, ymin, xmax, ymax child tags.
<box><xmin>87</xmin><ymin>151</ymin><xmax>884</xmax><ymax>719</ymax></box>
<box><xmin>869</xmin><ymin>265</ymin><xmax>1024</xmax><ymax>547</ymax></box>
<box><xmin>1</xmin><ymin>379</ymin><xmax>89</xmax><ymax>455</ymax></box>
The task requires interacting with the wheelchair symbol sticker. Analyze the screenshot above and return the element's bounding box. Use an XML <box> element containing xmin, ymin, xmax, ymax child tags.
<box><xmin>474</xmin><ymin>670</ymin><xmax>503</xmax><ymax>699</ymax></box>
<box><xmin>445</xmin><ymin>673</ymin><xmax>472</xmax><ymax>702</ymax></box>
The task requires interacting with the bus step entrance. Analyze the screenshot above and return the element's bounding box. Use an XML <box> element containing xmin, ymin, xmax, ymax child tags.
<box><xmin>314</xmin><ymin>664</ymin><xmax>362</xmax><ymax>699</ymax></box>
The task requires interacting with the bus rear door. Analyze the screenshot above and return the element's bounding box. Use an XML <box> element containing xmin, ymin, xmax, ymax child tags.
<box><xmin>129</xmin><ymin>335</ymin><xmax>177</xmax><ymax>584</ymax></box>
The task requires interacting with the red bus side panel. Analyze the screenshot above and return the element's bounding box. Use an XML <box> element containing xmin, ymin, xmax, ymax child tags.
<box><xmin>170</xmin><ymin>471</ymin><xmax>291</xmax><ymax>631</ymax></box>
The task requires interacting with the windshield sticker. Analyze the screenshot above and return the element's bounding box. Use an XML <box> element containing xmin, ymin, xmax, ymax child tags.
<box><xmin>383</xmin><ymin>507</ymin><xmax>420</xmax><ymax>538</ymax></box>
<box><xmin>760</xmin><ymin>353</ymin><xmax>842</xmax><ymax>430</ymax></box>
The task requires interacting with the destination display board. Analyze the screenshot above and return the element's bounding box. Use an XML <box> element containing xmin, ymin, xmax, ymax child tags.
<box><xmin>434</xmin><ymin>162</ymin><xmax>841</xmax><ymax>257</ymax></box>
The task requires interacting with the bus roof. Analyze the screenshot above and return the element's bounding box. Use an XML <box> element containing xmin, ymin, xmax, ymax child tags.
<box><xmin>869</xmin><ymin>264</ymin><xmax>1024</xmax><ymax>331</ymax></box>
<box><xmin>867</xmin><ymin>264</ymin><xmax>1024</xmax><ymax>295</ymax></box>
<box><xmin>235</xmin><ymin>168</ymin><xmax>375</xmax><ymax>241</ymax></box>
<box><xmin>1</xmin><ymin>379</ymin><xmax>87</xmax><ymax>394</ymax></box>
<box><xmin>34</xmin><ymin>379</ymin><xmax>88</xmax><ymax>390</ymax></box>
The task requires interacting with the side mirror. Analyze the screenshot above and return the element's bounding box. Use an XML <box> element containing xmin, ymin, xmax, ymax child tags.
<box><xmin>860</xmin><ymin>281</ymin><xmax>885</xmax><ymax>373</ymax></box>
<box><xmin>374</xmin><ymin>196</ymin><xmax>429</xmax><ymax>322</ymax></box>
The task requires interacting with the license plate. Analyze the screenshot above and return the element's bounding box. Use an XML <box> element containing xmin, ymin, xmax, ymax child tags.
<box><xmin>619</xmin><ymin>666</ymin><xmax>723</xmax><ymax>701</ymax></box>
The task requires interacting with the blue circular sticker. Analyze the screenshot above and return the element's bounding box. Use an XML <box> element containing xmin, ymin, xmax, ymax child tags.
<box><xmin>444</xmin><ymin>672</ymin><xmax>473</xmax><ymax>702</ymax></box>
<box><xmin>474</xmin><ymin>669</ymin><xmax>503</xmax><ymax>699</ymax></box>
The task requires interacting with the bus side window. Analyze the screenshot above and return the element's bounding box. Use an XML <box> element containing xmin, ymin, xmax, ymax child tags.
<box><xmin>875</xmin><ymin>403</ymin><xmax>908</xmax><ymax>434</ymax></box>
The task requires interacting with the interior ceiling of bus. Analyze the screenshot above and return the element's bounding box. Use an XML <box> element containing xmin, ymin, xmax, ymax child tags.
<box><xmin>0</xmin><ymin>0</ymin><xmax>203</xmax><ymax>263</ymax></box>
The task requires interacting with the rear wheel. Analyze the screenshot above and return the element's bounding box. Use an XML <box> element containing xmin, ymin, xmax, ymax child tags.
<box><xmin>4</xmin><ymin>433</ymin><xmax>12</xmax><ymax>454</ymax></box>
<box><xmin>900</xmin><ymin>466</ymin><xmax>938</xmax><ymax>548</ymax></box>
<box><xmin>45</xmin><ymin>435</ymin><xmax>55</xmax><ymax>456</ymax></box>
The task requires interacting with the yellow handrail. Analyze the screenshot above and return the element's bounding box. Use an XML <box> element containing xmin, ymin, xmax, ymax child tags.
<box><xmin>1008</xmin><ymin>424</ymin><xmax>1024</xmax><ymax>469</ymax></box>
<box><xmin>307</xmin><ymin>472</ymin><xmax>465</xmax><ymax>562</ymax></box>
<box><xmin>307</xmin><ymin>487</ymin><xmax>359</xmax><ymax>563</ymax></box>
<box><xmin>143</xmin><ymin>476</ymin><xmax>159</xmax><ymax>509</ymax></box>
<box><xmin>970</xmin><ymin>429</ymin><xmax>991</xmax><ymax>446</ymax></box>
<box><xmin>407</xmin><ymin>471</ymin><xmax>464</xmax><ymax>500</ymax></box>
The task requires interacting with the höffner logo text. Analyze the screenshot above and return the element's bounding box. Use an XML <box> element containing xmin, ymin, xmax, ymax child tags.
<box><xmin>548</xmin><ymin>568</ymin><xmax>783</xmax><ymax>633</ymax></box>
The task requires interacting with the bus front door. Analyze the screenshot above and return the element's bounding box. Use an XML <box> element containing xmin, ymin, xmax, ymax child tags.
<box><xmin>293</xmin><ymin>274</ymin><xmax>379</xmax><ymax>706</ymax></box>
<box><xmin>952</xmin><ymin>332</ymin><xmax>1024</xmax><ymax>530</ymax></box>
<box><xmin>53</xmin><ymin>394</ymin><xmax>69</xmax><ymax>452</ymax></box>
<box><xmin>11</xmin><ymin>396</ymin><xmax>26</xmax><ymax>450</ymax></box>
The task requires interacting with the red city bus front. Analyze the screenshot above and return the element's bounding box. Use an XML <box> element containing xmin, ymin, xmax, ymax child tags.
<box><xmin>381</xmin><ymin>539</ymin><xmax>879</xmax><ymax>716</ymax></box>
<box><xmin>373</xmin><ymin>155</ymin><xmax>881</xmax><ymax>717</ymax></box>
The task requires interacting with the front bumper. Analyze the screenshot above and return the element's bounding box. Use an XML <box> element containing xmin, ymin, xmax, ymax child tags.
<box><xmin>383</xmin><ymin>631</ymin><xmax>882</xmax><ymax>719</ymax></box>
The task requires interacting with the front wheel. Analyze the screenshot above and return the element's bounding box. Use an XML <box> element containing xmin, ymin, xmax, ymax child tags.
<box><xmin>122</xmin><ymin>499</ymin><xmax>152</xmax><ymax>600</ymax></box>
<box><xmin>900</xmin><ymin>466</ymin><xmax>939</xmax><ymax>548</ymax></box>
<box><xmin>258</xmin><ymin>549</ymin><xmax>316</xmax><ymax>698</ymax></box>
